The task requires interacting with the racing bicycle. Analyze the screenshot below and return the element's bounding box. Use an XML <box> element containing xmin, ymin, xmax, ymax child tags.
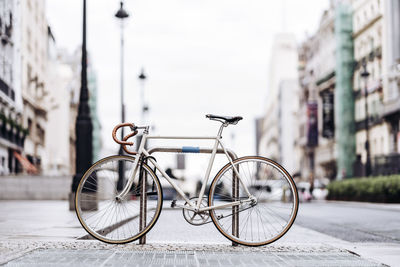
<box><xmin>75</xmin><ymin>114</ymin><xmax>299</xmax><ymax>246</ymax></box>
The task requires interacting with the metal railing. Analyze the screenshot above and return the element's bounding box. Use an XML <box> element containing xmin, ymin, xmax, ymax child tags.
<box><xmin>139</xmin><ymin>146</ymin><xmax>239</xmax><ymax>246</ymax></box>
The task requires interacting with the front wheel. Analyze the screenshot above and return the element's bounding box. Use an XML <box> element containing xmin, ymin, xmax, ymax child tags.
<box><xmin>208</xmin><ymin>156</ymin><xmax>299</xmax><ymax>246</ymax></box>
<box><xmin>75</xmin><ymin>155</ymin><xmax>163</xmax><ymax>244</ymax></box>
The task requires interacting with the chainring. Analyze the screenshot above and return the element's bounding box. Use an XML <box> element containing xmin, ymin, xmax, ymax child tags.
<box><xmin>182</xmin><ymin>197</ymin><xmax>210</xmax><ymax>226</ymax></box>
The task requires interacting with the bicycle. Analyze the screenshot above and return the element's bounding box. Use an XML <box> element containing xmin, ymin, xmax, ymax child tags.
<box><xmin>75</xmin><ymin>114</ymin><xmax>299</xmax><ymax>246</ymax></box>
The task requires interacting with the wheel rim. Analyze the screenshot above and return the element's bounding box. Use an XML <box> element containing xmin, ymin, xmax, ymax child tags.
<box><xmin>209</xmin><ymin>157</ymin><xmax>298</xmax><ymax>246</ymax></box>
<box><xmin>75</xmin><ymin>156</ymin><xmax>162</xmax><ymax>244</ymax></box>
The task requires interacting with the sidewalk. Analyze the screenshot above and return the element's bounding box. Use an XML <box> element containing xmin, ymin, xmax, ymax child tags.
<box><xmin>0</xmin><ymin>200</ymin><xmax>390</xmax><ymax>266</ymax></box>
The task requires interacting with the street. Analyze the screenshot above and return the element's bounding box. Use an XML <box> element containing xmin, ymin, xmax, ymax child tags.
<box><xmin>296</xmin><ymin>201</ymin><xmax>400</xmax><ymax>243</ymax></box>
<box><xmin>1</xmin><ymin>200</ymin><xmax>399</xmax><ymax>266</ymax></box>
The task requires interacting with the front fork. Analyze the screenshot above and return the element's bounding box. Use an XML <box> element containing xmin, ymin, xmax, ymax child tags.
<box><xmin>115</xmin><ymin>154</ymin><xmax>143</xmax><ymax>201</ymax></box>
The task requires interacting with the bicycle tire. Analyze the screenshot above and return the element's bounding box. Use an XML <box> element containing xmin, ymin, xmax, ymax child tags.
<box><xmin>208</xmin><ymin>156</ymin><xmax>299</xmax><ymax>246</ymax></box>
<box><xmin>75</xmin><ymin>155</ymin><xmax>163</xmax><ymax>244</ymax></box>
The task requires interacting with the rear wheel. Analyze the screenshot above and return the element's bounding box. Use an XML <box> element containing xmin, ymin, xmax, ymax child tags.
<box><xmin>208</xmin><ymin>156</ymin><xmax>299</xmax><ymax>246</ymax></box>
<box><xmin>75</xmin><ymin>155</ymin><xmax>163</xmax><ymax>244</ymax></box>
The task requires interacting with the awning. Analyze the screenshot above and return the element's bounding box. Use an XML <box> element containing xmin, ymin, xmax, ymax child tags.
<box><xmin>13</xmin><ymin>151</ymin><xmax>38</xmax><ymax>174</ymax></box>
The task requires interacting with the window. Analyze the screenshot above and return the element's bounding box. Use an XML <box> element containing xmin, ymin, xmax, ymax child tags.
<box><xmin>27</xmin><ymin>64</ymin><xmax>32</xmax><ymax>85</ymax></box>
<box><xmin>378</xmin><ymin>61</ymin><xmax>382</xmax><ymax>76</ymax></box>
<box><xmin>27</xmin><ymin>28</ymin><xmax>31</xmax><ymax>52</ymax></box>
<box><xmin>36</xmin><ymin>124</ymin><xmax>45</xmax><ymax>145</ymax></box>
<box><xmin>370</xmin><ymin>37</ymin><xmax>374</xmax><ymax>52</ymax></box>
<box><xmin>356</xmin><ymin>16</ymin><xmax>360</xmax><ymax>30</ymax></box>
<box><xmin>371</xmin><ymin>65</ymin><xmax>375</xmax><ymax>80</ymax></box>
<box><xmin>27</xmin><ymin>118</ymin><xmax>32</xmax><ymax>134</ymax></box>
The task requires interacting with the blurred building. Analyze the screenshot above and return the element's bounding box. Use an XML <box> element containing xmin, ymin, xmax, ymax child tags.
<box><xmin>297</xmin><ymin>0</ymin><xmax>358</xmax><ymax>181</ymax></box>
<box><xmin>380</xmin><ymin>0</ymin><xmax>400</xmax><ymax>171</ymax></box>
<box><xmin>42</xmin><ymin>42</ymin><xmax>74</xmax><ymax>175</ymax></box>
<box><xmin>297</xmin><ymin>4</ymin><xmax>338</xmax><ymax>181</ymax></box>
<box><xmin>63</xmin><ymin>48</ymin><xmax>101</xmax><ymax>174</ymax></box>
<box><xmin>19</xmin><ymin>0</ymin><xmax>49</xmax><ymax>173</ymax></box>
<box><xmin>278</xmin><ymin>80</ymin><xmax>300</xmax><ymax>175</ymax></box>
<box><xmin>42</xmin><ymin>46</ymin><xmax>101</xmax><ymax>175</ymax></box>
<box><xmin>258</xmin><ymin>33</ymin><xmax>299</xmax><ymax>175</ymax></box>
<box><xmin>351</xmin><ymin>0</ymin><xmax>400</xmax><ymax>175</ymax></box>
<box><xmin>295</xmin><ymin>0</ymin><xmax>400</xmax><ymax>181</ymax></box>
<box><xmin>88</xmin><ymin>64</ymin><xmax>102</xmax><ymax>163</ymax></box>
<box><xmin>0</xmin><ymin>0</ymin><xmax>26</xmax><ymax>175</ymax></box>
<box><xmin>335</xmin><ymin>2</ymin><xmax>356</xmax><ymax>179</ymax></box>
<box><xmin>352</xmin><ymin>0</ymin><xmax>386</xmax><ymax>175</ymax></box>
<box><xmin>1</xmin><ymin>0</ymin><xmax>100</xmax><ymax>176</ymax></box>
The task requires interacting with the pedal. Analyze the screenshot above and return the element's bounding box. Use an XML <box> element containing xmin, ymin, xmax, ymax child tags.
<box><xmin>171</xmin><ymin>200</ymin><xmax>177</xmax><ymax>208</ymax></box>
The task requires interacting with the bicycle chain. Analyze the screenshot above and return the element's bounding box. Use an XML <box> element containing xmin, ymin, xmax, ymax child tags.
<box><xmin>191</xmin><ymin>203</ymin><xmax>256</xmax><ymax>226</ymax></box>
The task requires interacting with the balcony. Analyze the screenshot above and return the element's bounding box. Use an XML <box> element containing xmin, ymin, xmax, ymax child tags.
<box><xmin>0</xmin><ymin>116</ymin><xmax>28</xmax><ymax>148</ymax></box>
<box><xmin>353</xmin><ymin>153</ymin><xmax>400</xmax><ymax>177</ymax></box>
<box><xmin>355</xmin><ymin>115</ymin><xmax>383</xmax><ymax>131</ymax></box>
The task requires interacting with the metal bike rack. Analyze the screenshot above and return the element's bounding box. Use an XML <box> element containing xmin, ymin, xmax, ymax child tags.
<box><xmin>139</xmin><ymin>146</ymin><xmax>239</xmax><ymax>246</ymax></box>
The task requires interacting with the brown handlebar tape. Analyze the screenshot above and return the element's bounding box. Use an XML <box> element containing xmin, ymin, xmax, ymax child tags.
<box><xmin>112</xmin><ymin>122</ymin><xmax>138</xmax><ymax>146</ymax></box>
<box><xmin>122</xmin><ymin>132</ymin><xmax>138</xmax><ymax>155</ymax></box>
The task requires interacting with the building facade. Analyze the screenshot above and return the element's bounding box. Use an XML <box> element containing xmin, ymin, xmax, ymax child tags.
<box><xmin>297</xmin><ymin>0</ymin><xmax>356</xmax><ymax>182</ymax></box>
<box><xmin>42</xmin><ymin>47</ymin><xmax>101</xmax><ymax>176</ymax></box>
<box><xmin>42</xmin><ymin>43</ymin><xmax>74</xmax><ymax>175</ymax></box>
<box><xmin>259</xmin><ymin>33</ymin><xmax>299</xmax><ymax>175</ymax></box>
<box><xmin>297</xmin><ymin>4</ymin><xmax>339</xmax><ymax>181</ymax></box>
<box><xmin>380</xmin><ymin>0</ymin><xmax>400</xmax><ymax>173</ymax></box>
<box><xmin>20</xmin><ymin>0</ymin><xmax>49</xmax><ymax>173</ymax></box>
<box><xmin>351</xmin><ymin>0</ymin><xmax>399</xmax><ymax>175</ymax></box>
<box><xmin>0</xmin><ymin>0</ymin><xmax>27</xmax><ymax>175</ymax></box>
<box><xmin>295</xmin><ymin>0</ymin><xmax>400</xmax><ymax>181</ymax></box>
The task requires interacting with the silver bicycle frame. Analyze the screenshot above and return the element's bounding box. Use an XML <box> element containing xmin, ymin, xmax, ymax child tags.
<box><xmin>117</xmin><ymin>124</ymin><xmax>254</xmax><ymax>212</ymax></box>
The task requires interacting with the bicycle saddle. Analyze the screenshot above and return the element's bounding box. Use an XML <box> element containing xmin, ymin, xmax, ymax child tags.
<box><xmin>206</xmin><ymin>114</ymin><xmax>243</xmax><ymax>125</ymax></box>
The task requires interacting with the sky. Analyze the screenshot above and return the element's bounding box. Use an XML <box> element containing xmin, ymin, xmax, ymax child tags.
<box><xmin>46</xmin><ymin>0</ymin><xmax>329</xmax><ymax>178</ymax></box>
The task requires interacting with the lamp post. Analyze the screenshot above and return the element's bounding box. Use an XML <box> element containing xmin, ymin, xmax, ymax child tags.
<box><xmin>115</xmin><ymin>1</ymin><xmax>129</xmax><ymax>190</ymax></box>
<box><xmin>361</xmin><ymin>58</ymin><xmax>371</xmax><ymax>177</ymax></box>
<box><xmin>136</xmin><ymin>68</ymin><xmax>148</xmax><ymax>151</ymax></box>
<box><xmin>138</xmin><ymin>68</ymin><xmax>148</xmax><ymax>124</ymax></box>
<box><xmin>70</xmin><ymin>0</ymin><xmax>94</xmax><ymax>210</ymax></box>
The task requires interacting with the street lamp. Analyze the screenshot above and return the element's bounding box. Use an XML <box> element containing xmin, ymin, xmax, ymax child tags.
<box><xmin>115</xmin><ymin>1</ymin><xmax>129</xmax><ymax>138</ymax></box>
<box><xmin>115</xmin><ymin>1</ymin><xmax>129</xmax><ymax>190</ymax></box>
<box><xmin>138</xmin><ymin>68</ymin><xmax>148</xmax><ymax>124</ymax></box>
<box><xmin>136</xmin><ymin>68</ymin><xmax>148</xmax><ymax>151</ymax></box>
<box><xmin>361</xmin><ymin>58</ymin><xmax>371</xmax><ymax>177</ymax></box>
<box><xmin>70</xmin><ymin>0</ymin><xmax>94</xmax><ymax>210</ymax></box>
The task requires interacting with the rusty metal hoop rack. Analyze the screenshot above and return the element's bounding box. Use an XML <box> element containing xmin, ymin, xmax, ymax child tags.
<box><xmin>138</xmin><ymin>146</ymin><xmax>239</xmax><ymax>246</ymax></box>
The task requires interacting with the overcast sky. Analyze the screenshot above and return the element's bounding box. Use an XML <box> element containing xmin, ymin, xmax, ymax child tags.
<box><xmin>47</xmin><ymin>0</ymin><xmax>329</xmax><ymax>177</ymax></box>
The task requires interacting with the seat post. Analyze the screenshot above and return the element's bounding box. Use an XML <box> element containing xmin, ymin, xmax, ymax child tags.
<box><xmin>217</xmin><ymin>123</ymin><xmax>227</xmax><ymax>137</ymax></box>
